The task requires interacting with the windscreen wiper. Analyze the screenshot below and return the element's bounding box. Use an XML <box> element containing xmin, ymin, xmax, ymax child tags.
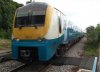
<box><xmin>19</xmin><ymin>25</ymin><xmax>24</xmax><ymax>29</ymax></box>
<box><xmin>28</xmin><ymin>11</ymin><xmax>38</xmax><ymax>29</ymax></box>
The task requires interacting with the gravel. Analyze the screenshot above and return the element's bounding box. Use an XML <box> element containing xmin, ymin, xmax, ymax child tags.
<box><xmin>45</xmin><ymin>65</ymin><xmax>79</xmax><ymax>72</ymax></box>
<box><xmin>64</xmin><ymin>38</ymin><xmax>86</xmax><ymax>58</ymax></box>
<box><xmin>0</xmin><ymin>60</ymin><xmax>23</xmax><ymax>72</ymax></box>
<box><xmin>45</xmin><ymin>37</ymin><xmax>88</xmax><ymax>72</ymax></box>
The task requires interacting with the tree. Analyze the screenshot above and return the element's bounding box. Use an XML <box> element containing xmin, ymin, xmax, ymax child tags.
<box><xmin>0</xmin><ymin>0</ymin><xmax>23</xmax><ymax>39</ymax></box>
<box><xmin>86</xmin><ymin>26</ymin><xmax>97</xmax><ymax>45</ymax></box>
<box><xmin>95</xmin><ymin>24</ymin><xmax>100</xmax><ymax>43</ymax></box>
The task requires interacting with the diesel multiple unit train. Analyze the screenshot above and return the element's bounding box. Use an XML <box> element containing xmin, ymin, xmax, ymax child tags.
<box><xmin>12</xmin><ymin>2</ymin><xmax>83</xmax><ymax>62</ymax></box>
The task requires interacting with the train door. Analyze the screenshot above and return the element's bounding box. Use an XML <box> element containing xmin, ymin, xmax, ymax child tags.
<box><xmin>63</xmin><ymin>20</ymin><xmax>67</xmax><ymax>42</ymax></box>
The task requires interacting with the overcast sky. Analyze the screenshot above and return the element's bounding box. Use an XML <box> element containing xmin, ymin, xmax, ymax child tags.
<box><xmin>13</xmin><ymin>0</ymin><xmax>100</xmax><ymax>31</ymax></box>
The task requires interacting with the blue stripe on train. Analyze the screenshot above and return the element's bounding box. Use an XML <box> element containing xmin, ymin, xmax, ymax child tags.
<box><xmin>12</xmin><ymin>35</ymin><xmax>64</xmax><ymax>61</ymax></box>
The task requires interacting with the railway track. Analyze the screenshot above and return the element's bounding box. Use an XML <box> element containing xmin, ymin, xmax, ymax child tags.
<box><xmin>0</xmin><ymin>51</ymin><xmax>11</xmax><ymax>63</ymax></box>
<box><xmin>10</xmin><ymin>63</ymin><xmax>27</xmax><ymax>72</ymax></box>
<box><xmin>0</xmin><ymin>60</ymin><xmax>25</xmax><ymax>72</ymax></box>
<box><xmin>13</xmin><ymin>61</ymin><xmax>52</xmax><ymax>72</ymax></box>
<box><xmin>39</xmin><ymin>63</ymin><xmax>52</xmax><ymax>72</ymax></box>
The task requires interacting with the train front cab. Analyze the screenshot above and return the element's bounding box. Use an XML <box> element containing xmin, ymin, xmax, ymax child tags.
<box><xmin>11</xmin><ymin>2</ymin><xmax>65</xmax><ymax>62</ymax></box>
<box><xmin>11</xmin><ymin>2</ymin><xmax>54</xmax><ymax>62</ymax></box>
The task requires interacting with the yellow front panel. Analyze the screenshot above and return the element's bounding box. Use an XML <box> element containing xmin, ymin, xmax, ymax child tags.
<box><xmin>13</xmin><ymin>5</ymin><xmax>53</xmax><ymax>40</ymax></box>
<box><xmin>13</xmin><ymin>27</ymin><xmax>44</xmax><ymax>39</ymax></box>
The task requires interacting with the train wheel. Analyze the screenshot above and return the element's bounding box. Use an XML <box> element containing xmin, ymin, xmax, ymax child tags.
<box><xmin>56</xmin><ymin>45</ymin><xmax>66</xmax><ymax>57</ymax></box>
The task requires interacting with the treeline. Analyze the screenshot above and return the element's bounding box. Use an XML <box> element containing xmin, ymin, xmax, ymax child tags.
<box><xmin>85</xmin><ymin>24</ymin><xmax>100</xmax><ymax>56</ymax></box>
<box><xmin>0</xmin><ymin>0</ymin><xmax>23</xmax><ymax>39</ymax></box>
<box><xmin>86</xmin><ymin>24</ymin><xmax>100</xmax><ymax>47</ymax></box>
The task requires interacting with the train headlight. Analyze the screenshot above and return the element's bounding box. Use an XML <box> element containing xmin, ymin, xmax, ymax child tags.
<box><xmin>37</xmin><ymin>38</ymin><xmax>42</xmax><ymax>41</ymax></box>
<box><xmin>37</xmin><ymin>37</ymin><xmax>45</xmax><ymax>41</ymax></box>
<box><xmin>16</xmin><ymin>39</ymin><xmax>20</xmax><ymax>41</ymax></box>
<box><xmin>38</xmin><ymin>39</ymin><xmax>42</xmax><ymax>41</ymax></box>
<box><xmin>11</xmin><ymin>35</ymin><xmax>20</xmax><ymax>41</ymax></box>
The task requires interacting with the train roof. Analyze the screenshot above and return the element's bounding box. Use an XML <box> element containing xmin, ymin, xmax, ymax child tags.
<box><xmin>16</xmin><ymin>2</ymin><xmax>48</xmax><ymax>13</ymax></box>
<box><xmin>54</xmin><ymin>8</ymin><xmax>66</xmax><ymax>16</ymax></box>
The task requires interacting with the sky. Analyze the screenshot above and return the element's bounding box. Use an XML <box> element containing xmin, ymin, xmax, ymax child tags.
<box><xmin>13</xmin><ymin>0</ymin><xmax>100</xmax><ymax>31</ymax></box>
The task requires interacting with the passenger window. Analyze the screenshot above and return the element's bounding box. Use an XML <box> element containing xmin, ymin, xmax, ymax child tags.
<box><xmin>58</xmin><ymin>17</ymin><xmax>62</xmax><ymax>33</ymax></box>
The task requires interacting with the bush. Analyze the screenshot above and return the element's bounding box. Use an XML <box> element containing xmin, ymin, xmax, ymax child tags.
<box><xmin>84</xmin><ymin>42</ymin><xmax>98</xmax><ymax>56</ymax></box>
<box><xmin>0</xmin><ymin>0</ymin><xmax>23</xmax><ymax>39</ymax></box>
<box><xmin>85</xmin><ymin>24</ymin><xmax>100</xmax><ymax>56</ymax></box>
<box><xmin>0</xmin><ymin>28</ymin><xmax>11</xmax><ymax>39</ymax></box>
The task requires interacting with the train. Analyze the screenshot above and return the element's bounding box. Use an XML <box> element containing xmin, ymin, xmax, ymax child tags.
<box><xmin>11</xmin><ymin>2</ymin><xmax>84</xmax><ymax>62</ymax></box>
<box><xmin>66</xmin><ymin>21</ymin><xmax>83</xmax><ymax>46</ymax></box>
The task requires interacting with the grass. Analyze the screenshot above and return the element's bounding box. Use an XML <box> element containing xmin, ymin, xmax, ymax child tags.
<box><xmin>84</xmin><ymin>43</ymin><xmax>99</xmax><ymax>56</ymax></box>
<box><xmin>0</xmin><ymin>38</ymin><xmax>11</xmax><ymax>50</ymax></box>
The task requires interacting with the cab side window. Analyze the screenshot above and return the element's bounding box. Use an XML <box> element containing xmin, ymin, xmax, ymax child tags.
<box><xmin>58</xmin><ymin>17</ymin><xmax>62</xmax><ymax>33</ymax></box>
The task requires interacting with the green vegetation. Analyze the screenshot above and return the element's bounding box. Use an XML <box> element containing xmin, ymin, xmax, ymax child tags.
<box><xmin>84</xmin><ymin>24</ymin><xmax>100</xmax><ymax>56</ymax></box>
<box><xmin>0</xmin><ymin>0</ymin><xmax>23</xmax><ymax>49</ymax></box>
<box><xmin>84</xmin><ymin>42</ymin><xmax>99</xmax><ymax>56</ymax></box>
<box><xmin>0</xmin><ymin>0</ymin><xmax>23</xmax><ymax>39</ymax></box>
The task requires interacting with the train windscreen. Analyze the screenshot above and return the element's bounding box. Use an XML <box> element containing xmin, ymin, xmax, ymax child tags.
<box><xmin>15</xmin><ymin>15</ymin><xmax>45</xmax><ymax>27</ymax></box>
<box><xmin>14</xmin><ymin>2</ymin><xmax>47</xmax><ymax>28</ymax></box>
